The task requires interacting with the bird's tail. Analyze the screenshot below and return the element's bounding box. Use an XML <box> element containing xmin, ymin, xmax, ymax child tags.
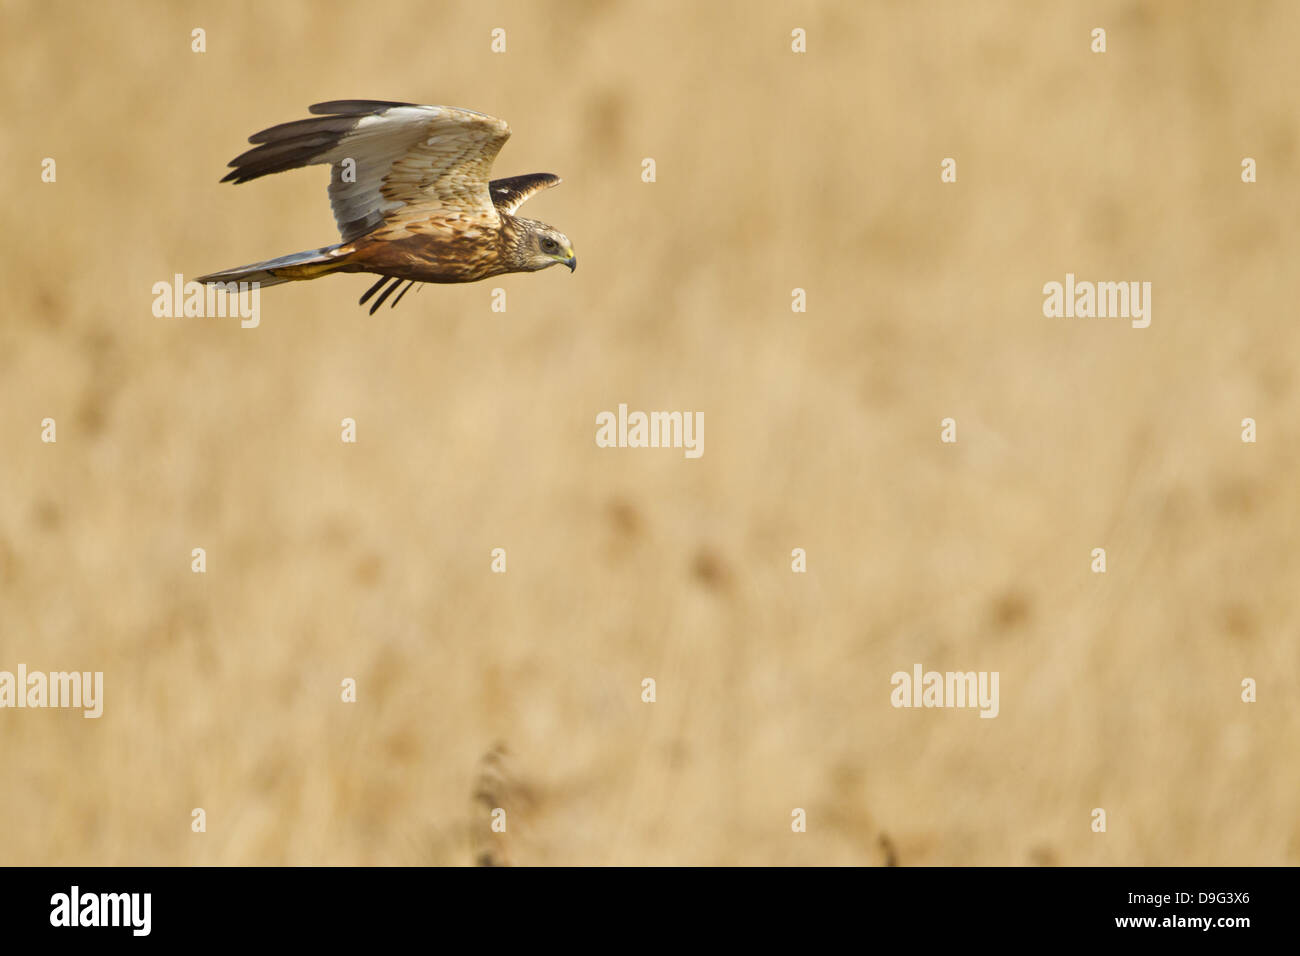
<box><xmin>196</xmin><ymin>243</ymin><xmax>351</xmax><ymax>288</ymax></box>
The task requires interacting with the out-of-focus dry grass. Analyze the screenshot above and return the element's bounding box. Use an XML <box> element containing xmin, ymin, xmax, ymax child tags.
<box><xmin>1</xmin><ymin>0</ymin><xmax>1297</xmax><ymax>865</ymax></box>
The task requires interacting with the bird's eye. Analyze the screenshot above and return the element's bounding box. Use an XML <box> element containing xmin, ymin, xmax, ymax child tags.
<box><xmin>541</xmin><ymin>237</ymin><xmax>558</xmax><ymax>252</ymax></box>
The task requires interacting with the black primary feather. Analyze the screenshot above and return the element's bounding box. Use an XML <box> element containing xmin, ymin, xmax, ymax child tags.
<box><xmin>390</xmin><ymin>281</ymin><xmax>417</xmax><ymax>308</ymax></box>
<box><xmin>358</xmin><ymin>275</ymin><xmax>392</xmax><ymax>307</ymax></box>
<box><xmin>368</xmin><ymin>277</ymin><xmax>404</xmax><ymax>314</ymax></box>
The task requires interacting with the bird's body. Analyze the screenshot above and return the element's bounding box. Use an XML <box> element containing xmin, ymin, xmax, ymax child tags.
<box><xmin>198</xmin><ymin>100</ymin><xmax>575</xmax><ymax>312</ymax></box>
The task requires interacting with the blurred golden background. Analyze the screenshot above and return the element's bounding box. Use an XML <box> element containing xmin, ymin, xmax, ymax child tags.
<box><xmin>1</xmin><ymin>0</ymin><xmax>1297</xmax><ymax>865</ymax></box>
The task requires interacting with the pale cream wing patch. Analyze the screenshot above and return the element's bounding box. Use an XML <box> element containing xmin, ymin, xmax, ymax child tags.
<box><xmin>321</xmin><ymin>106</ymin><xmax>511</xmax><ymax>241</ymax></box>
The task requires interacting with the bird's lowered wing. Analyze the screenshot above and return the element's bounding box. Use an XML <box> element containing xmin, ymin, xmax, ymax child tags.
<box><xmin>221</xmin><ymin>100</ymin><xmax>511</xmax><ymax>242</ymax></box>
<box><xmin>489</xmin><ymin>173</ymin><xmax>562</xmax><ymax>215</ymax></box>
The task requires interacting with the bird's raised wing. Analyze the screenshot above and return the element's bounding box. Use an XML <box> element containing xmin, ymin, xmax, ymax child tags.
<box><xmin>221</xmin><ymin>100</ymin><xmax>511</xmax><ymax>242</ymax></box>
<box><xmin>489</xmin><ymin>173</ymin><xmax>562</xmax><ymax>215</ymax></box>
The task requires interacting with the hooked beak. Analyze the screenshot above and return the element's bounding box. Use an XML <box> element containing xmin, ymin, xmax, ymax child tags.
<box><xmin>563</xmin><ymin>253</ymin><xmax>576</xmax><ymax>273</ymax></box>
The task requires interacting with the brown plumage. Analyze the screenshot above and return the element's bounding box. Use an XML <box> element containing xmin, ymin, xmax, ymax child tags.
<box><xmin>197</xmin><ymin>101</ymin><xmax>575</xmax><ymax>314</ymax></box>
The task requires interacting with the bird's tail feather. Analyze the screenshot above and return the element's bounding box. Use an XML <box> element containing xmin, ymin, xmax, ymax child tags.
<box><xmin>196</xmin><ymin>244</ymin><xmax>350</xmax><ymax>287</ymax></box>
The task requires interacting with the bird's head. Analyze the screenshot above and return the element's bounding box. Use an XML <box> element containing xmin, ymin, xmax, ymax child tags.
<box><xmin>510</xmin><ymin>218</ymin><xmax>576</xmax><ymax>273</ymax></box>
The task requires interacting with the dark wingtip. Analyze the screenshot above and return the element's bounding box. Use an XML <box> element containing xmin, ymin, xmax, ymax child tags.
<box><xmin>390</xmin><ymin>280</ymin><xmax>417</xmax><ymax>308</ymax></box>
<box><xmin>358</xmin><ymin>275</ymin><xmax>391</xmax><ymax>307</ymax></box>
<box><xmin>368</xmin><ymin>277</ymin><xmax>404</xmax><ymax>314</ymax></box>
<box><xmin>309</xmin><ymin>99</ymin><xmax>413</xmax><ymax>116</ymax></box>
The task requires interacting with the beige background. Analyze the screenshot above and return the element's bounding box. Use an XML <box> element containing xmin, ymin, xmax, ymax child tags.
<box><xmin>1</xmin><ymin>0</ymin><xmax>1297</xmax><ymax>865</ymax></box>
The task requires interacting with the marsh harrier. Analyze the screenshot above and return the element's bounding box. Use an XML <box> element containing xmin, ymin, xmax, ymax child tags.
<box><xmin>198</xmin><ymin>100</ymin><xmax>575</xmax><ymax>313</ymax></box>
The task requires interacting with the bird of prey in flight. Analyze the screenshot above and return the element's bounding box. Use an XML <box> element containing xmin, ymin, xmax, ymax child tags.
<box><xmin>197</xmin><ymin>100</ymin><xmax>575</xmax><ymax>314</ymax></box>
